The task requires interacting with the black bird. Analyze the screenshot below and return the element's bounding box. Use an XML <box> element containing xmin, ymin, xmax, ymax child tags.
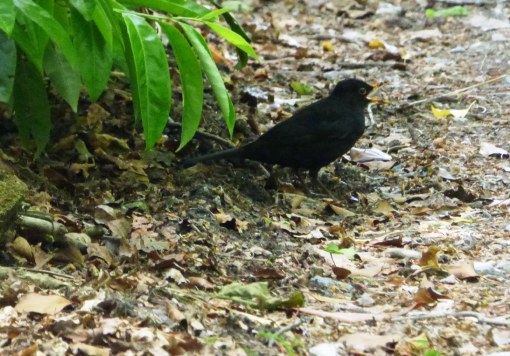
<box><xmin>182</xmin><ymin>78</ymin><xmax>380</xmax><ymax>183</ymax></box>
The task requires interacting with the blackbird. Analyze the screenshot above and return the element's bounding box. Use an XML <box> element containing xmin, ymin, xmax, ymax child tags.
<box><xmin>182</xmin><ymin>78</ymin><xmax>380</xmax><ymax>182</ymax></box>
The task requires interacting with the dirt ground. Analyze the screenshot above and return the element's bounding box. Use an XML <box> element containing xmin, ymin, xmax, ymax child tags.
<box><xmin>1</xmin><ymin>0</ymin><xmax>510</xmax><ymax>355</ymax></box>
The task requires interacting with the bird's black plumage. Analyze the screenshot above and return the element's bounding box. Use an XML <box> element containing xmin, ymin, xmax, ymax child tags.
<box><xmin>182</xmin><ymin>78</ymin><xmax>377</xmax><ymax>178</ymax></box>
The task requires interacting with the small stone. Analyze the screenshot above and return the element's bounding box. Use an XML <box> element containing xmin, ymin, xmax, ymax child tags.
<box><xmin>356</xmin><ymin>292</ymin><xmax>375</xmax><ymax>306</ymax></box>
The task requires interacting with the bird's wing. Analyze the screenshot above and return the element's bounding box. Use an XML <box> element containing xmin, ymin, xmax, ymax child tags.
<box><xmin>241</xmin><ymin>100</ymin><xmax>361</xmax><ymax>169</ymax></box>
<box><xmin>256</xmin><ymin>104</ymin><xmax>353</xmax><ymax>145</ymax></box>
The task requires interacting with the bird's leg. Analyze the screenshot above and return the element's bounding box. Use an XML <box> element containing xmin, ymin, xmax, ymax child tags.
<box><xmin>291</xmin><ymin>168</ymin><xmax>321</xmax><ymax>196</ymax></box>
<box><xmin>309</xmin><ymin>169</ymin><xmax>335</xmax><ymax>199</ymax></box>
<box><xmin>296</xmin><ymin>168</ymin><xmax>305</xmax><ymax>186</ymax></box>
<box><xmin>264</xmin><ymin>165</ymin><xmax>279</xmax><ymax>190</ymax></box>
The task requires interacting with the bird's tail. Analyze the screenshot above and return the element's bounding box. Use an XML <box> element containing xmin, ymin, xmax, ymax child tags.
<box><xmin>180</xmin><ymin>148</ymin><xmax>242</xmax><ymax>168</ymax></box>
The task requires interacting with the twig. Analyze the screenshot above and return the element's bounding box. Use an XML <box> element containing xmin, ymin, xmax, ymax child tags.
<box><xmin>406</xmin><ymin>74</ymin><xmax>509</xmax><ymax>107</ymax></box>
<box><xmin>337</xmin><ymin>61</ymin><xmax>405</xmax><ymax>69</ymax></box>
<box><xmin>393</xmin><ymin>311</ymin><xmax>510</xmax><ymax>326</ymax></box>
<box><xmin>268</xmin><ymin>318</ymin><xmax>304</xmax><ymax>347</ymax></box>
<box><xmin>406</xmin><ymin>116</ymin><xmax>421</xmax><ymax>146</ymax></box>
<box><xmin>215</xmin><ymin>253</ymin><xmax>268</xmax><ymax>262</ymax></box>
<box><xmin>437</xmin><ymin>0</ymin><xmax>496</xmax><ymax>4</ymax></box>
<box><xmin>400</xmin><ymin>74</ymin><xmax>508</xmax><ymax>147</ymax></box>
<box><xmin>167</xmin><ymin>122</ymin><xmax>236</xmax><ymax>148</ymax></box>
<box><xmin>362</xmin><ymin>229</ymin><xmax>420</xmax><ymax>239</ymax></box>
<box><xmin>274</xmin><ymin>318</ymin><xmax>304</xmax><ymax>336</ymax></box>
<box><xmin>19</xmin><ymin>267</ymin><xmax>75</xmax><ymax>279</ymax></box>
<box><xmin>265</xmin><ymin>58</ymin><xmax>404</xmax><ymax>69</ymax></box>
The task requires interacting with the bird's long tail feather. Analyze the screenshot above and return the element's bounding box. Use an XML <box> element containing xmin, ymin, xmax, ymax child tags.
<box><xmin>181</xmin><ymin>148</ymin><xmax>242</xmax><ymax>168</ymax></box>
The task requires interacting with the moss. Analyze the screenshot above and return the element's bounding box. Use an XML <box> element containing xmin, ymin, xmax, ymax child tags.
<box><xmin>0</xmin><ymin>162</ymin><xmax>28</xmax><ymax>244</ymax></box>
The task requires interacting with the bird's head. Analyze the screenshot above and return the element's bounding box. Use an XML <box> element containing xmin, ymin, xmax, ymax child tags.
<box><xmin>331</xmin><ymin>79</ymin><xmax>381</xmax><ymax>107</ymax></box>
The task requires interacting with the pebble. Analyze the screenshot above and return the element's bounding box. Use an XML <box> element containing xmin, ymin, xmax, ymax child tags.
<box><xmin>309</xmin><ymin>343</ymin><xmax>344</xmax><ymax>356</ymax></box>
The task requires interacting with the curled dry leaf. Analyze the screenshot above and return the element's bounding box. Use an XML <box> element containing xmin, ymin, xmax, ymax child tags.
<box><xmin>10</xmin><ymin>236</ymin><xmax>33</xmax><ymax>261</ymax></box>
<box><xmin>447</xmin><ymin>261</ymin><xmax>479</xmax><ymax>280</ymax></box>
<box><xmin>431</xmin><ymin>101</ymin><xmax>476</xmax><ymax>120</ymax></box>
<box><xmin>444</xmin><ymin>185</ymin><xmax>477</xmax><ymax>203</ymax></box>
<box><xmin>349</xmin><ymin>147</ymin><xmax>392</xmax><ymax>163</ymax></box>
<box><xmin>437</xmin><ymin>167</ymin><xmax>460</xmax><ymax>181</ymax></box>
<box><xmin>214</xmin><ymin>212</ymin><xmax>248</xmax><ymax>232</ymax></box>
<box><xmin>370</xmin><ymin>235</ymin><xmax>403</xmax><ymax>248</ymax></box>
<box><xmin>413</xmin><ymin>287</ymin><xmax>449</xmax><ymax>305</ymax></box>
<box><xmin>489</xmin><ymin>328</ymin><xmax>510</xmax><ymax>347</ymax></box>
<box><xmin>417</xmin><ymin>246</ymin><xmax>441</xmax><ymax>268</ymax></box>
<box><xmin>332</xmin><ymin>266</ymin><xmax>351</xmax><ymax>280</ymax></box>
<box><xmin>185</xmin><ymin>276</ymin><xmax>216</xmax><ymax>291</ymax></box>
<box><xmin>480</xmin><ymin>142</ymin><xmax>509</xmax><ymax>159</ymax></box>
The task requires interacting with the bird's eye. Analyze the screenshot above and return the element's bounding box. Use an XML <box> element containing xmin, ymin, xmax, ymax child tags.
<box><xmin>359</xmin><ymin>87</ymin><xmax>367</xmax><ymax>95</ymax></box>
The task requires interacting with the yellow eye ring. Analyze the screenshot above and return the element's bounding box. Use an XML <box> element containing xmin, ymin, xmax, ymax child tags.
<box><xmin>359</xmin><ymin>87</ymin><xmax>367</xmax><ymax>95</ymax></box>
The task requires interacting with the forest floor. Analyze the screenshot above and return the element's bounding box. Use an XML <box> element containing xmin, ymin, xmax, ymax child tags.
<box><xmin>1</xmin><ymin>0</ymin><xmax>510</xmax><ymax>355</ymax></box>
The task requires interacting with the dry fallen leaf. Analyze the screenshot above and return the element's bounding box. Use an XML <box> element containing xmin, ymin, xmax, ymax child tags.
<box><xmin>431</xmin><ymin>101</ymin><xmax>476</xmax><ymax>120</ymax></box>
<box><xmin>70</xmin><ymin>343</ymin><xmax>110</xmax><ymax>356</ymax></box>
<box><xmin>298</xmin><ymin>305</ymin><xmax>415</xmax><ymax>323</ymax></box>
<box><xmin>417</xmin><ymin>246</ymin><xmax>441</xmax><ymax>268</ymax></box>
<box><xmin>15</xmin><ymin>293</ymin><xmax>72</xmax><ymax>315</ymax></box>
<box><xmin>447</xmin><ymin>261</ymin><xmax>479</xmax><ymax>280</ymax></box>
<box><xmin>10</xmin><ymin>236</ymin><xmax>33</xmax><ymax>261</ymax></box>
<box><xmin>349</xmin><ymin>147</ymin><xmax>392</xmax><ymax>162</ymax></box>
<box><xmin>413</xmin><ymin>287</ymin><xmax>449</xmax><ymax>305</ymax></box>
<box><xmin>479</xmin><ymin>142</ymin><xmax>509</xmax><ymax>158</ymax></box>
<box><xmin>372</xmin><ymin>200</ymin><xmax>395</xmax><ymax>217</ymax></box>
<box><xmin>332</xmin><ymin>266</ymin><xmax>351</xmax><ymax>280</ymax></box>
<box><xmin>339</xmin><ymin>332</ymin><xmax>403</xmax><ymax>353</ymax></box>
<box><xmin>328</xmin><ymin>204</ymin><xmax>356</xmax><ymax>217</ymax></box>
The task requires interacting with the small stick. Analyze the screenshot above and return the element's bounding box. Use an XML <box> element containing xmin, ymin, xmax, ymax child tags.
<box><xmin>167</xmin><ymin>121</ymin><xmax>236</xmax><ymax>148</ymax></box>
<box><xmin>393</xmin><ymin>311</ymin><xmax>510</xmax><ymax>326</ymax></box>
<box><xmin>19</xmin><ymin>267</ymin><xmax>75</xmax><ymax>279</ymax></box>
<box><xmin>436</xmin><ymin>0</ymin><xmax>496</xmax><ymax>5</ymax></box>
<box><xmin>268</xmin><ymin>318</ymin><xmax>304</xmax><ymax>347</ymax></box>
<box><xmin>406</xmin><ymin>74</ymin><xmax>508</xmax><ymax>107</ymax></box>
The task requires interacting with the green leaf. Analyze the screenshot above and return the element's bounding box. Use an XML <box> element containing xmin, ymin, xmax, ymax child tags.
<box><xmin>0</xmin><ymin>0</ymin><xmax>15</xmax><ymax>35</ymax></box>
<box><xmin>91</xmin><ymin>1</ymin><xmax>113</xmax><ymax>48</ymax></box>
<box><xmin>160</xmin><ymin>23</ymin><xmax>204</xmax><ymax>150</ymax></box>
<box><xmin>209</xmin><ymin>0</ymin><xmax>251</xmax><ymax>69</ymax></box>
<box><xmin>119</xmin><ymin>0</ymin><xmax>209</xmax><ymax>17</ymax></box>
<box><xmin>14</xmin><ymin>0</ymin><xmax>78</xmax><ymax>68</ymax></box>
<box><xmin>13</xmin><ymin>56</ymin><xmax>51</xmax><ymax>158</ymax></box>
<box><xmin>0</xmin><ymin>31</ymin><xmax>16</xmax><ymax>103</ymax></box>
<box><xmin>218</xmin><ymin>282</ymin><xmax>304</xmax><ymax>312</ymax></box>
<box><xmin>221</xmin><ymin>1</ymin><xmax>252</xmax><ymax>12</ymax></box>
<box><xmin>198</xmin><ymin>7</ymin><xmax>232</xmax><ymax>21</ymax></box>
<box><xmin>179</xmin><ymin>22</ymin><xmax>235</xmax><ymax>136</ymax></box>
<box><xmin>291</xmin><ymin>81</ymin><xmax>314</xmax><ymax>95</ymax></box>
<box><xmin>71</xmin><ymin>10</ymin><xmax>112</xmax><ymax>101</ymax></box>
<box><xmin>122</xmin><ymin>13</ymin><xmax>171</xmax><ymax>150</ymax></box>
<box><xmin>409</xmin><ymin>334</ymin><xmax>430</xmax><ymax>350</ymax></box>
<box><xmin>11</xmin><ymin>17</ymin><xmax>49</xmax><ymax>73</ymax></box>
<box><xmin>97</xmin><ymin>0</ymin><xmax>126</xmax><ymax>70</ymax></box>
<box><xmin>259</xmin><ymin>331</ymin><xmax>296</xmax><ymax>356</ymax></box>
<box><xmin>323</xmin><ymin>244</ymin><xmax>358</xmax><ymax>260</ymax></box>
<box><xmin>68</xmin><ymin>0</ymin><xmax>97</xmax><ymax>20</ymax></box>
<box><xmin>205</xmin><ymin>21</ymin><xmax>258</xmax><ymax>59</ymax></box>
<box><xmin>53</xmin><ymin>0</ymin><xmax>71</xmax><ymax>31</ymax></box>
<box><xmin>426</xmin><ymin>6</ymin><xmax>468</xmax><ymax>18</ymax></box>
<box><xmin>43</xmin><ymin>44</ymin><xmax>81</xmax><ymax>112</ymax></box>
